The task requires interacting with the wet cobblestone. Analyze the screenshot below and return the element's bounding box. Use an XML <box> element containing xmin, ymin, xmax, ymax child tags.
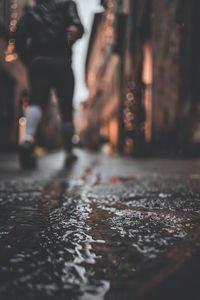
<box><xmin>0</xmin><ymin>150</ymin><xmax>200</xmax><ymax>300</ymax></box>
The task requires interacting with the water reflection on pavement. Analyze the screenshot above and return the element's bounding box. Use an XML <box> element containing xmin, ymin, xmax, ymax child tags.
<box><xmin>0</xmin><ymin>150</ymin><xmax>200</xmax><ymax>300</ymax></box>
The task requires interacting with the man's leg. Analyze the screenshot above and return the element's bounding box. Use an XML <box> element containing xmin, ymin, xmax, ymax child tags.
<box><xmin>54</xmin><ymin>63</ymin><xmax>77</xmax><ymax>164</ymax></box>
<box><xmin>19</xmin><ymin>59</ymin><xmax>50</xmax><ymax>168</ymax></box>
<box><xmin>24</xmin><ymin>104</ymin><xmax>42</xmax><ymax>143</ymax></box>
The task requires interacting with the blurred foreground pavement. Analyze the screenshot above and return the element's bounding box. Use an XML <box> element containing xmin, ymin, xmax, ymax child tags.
<box><xmin>0</xmin><ymin>149</ymin><xmax>200</xmax><ymax>300</ymax></box>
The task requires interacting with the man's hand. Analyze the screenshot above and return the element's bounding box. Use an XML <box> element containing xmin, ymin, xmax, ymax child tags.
<box><xmin>66</xmin><ymin>25</ymin><xmax>80</xmax><ymax>44</ymax></box>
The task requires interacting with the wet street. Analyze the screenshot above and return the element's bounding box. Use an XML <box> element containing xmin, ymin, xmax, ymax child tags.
<box><xmin>0</xmin><ymin>149</ymin><xmax>200</xmax><ymax>300</ymax></box>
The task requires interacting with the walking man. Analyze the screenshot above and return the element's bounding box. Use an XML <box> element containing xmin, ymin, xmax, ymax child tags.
<box><xmin>14</xmin><ymin>0</ymin><xmax>84</xmax><ymax>168</ymax></box>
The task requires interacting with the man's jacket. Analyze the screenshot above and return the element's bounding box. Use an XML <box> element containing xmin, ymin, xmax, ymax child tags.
<box><xmin>14</xmin><ymin>0</ymin><xmax>84</xmax><ymax>65</ymax></box>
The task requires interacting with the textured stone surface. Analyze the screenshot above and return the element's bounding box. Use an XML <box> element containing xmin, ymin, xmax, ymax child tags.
<box><xmin>0</xmin><ymin>150</ymin><xmax>200</xmax><ymax>300</ymax></box>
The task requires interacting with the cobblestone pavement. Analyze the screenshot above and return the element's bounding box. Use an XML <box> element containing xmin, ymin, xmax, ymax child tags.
<box><xmin>0</xmin><ymin>149</ymin><xmax>200</xmax><ymax>300</ymax></box>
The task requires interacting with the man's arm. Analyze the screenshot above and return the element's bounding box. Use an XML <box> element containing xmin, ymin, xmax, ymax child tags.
<box><xmin>65</xmin><ymin>1</ymin><xmax>84</xmax><ymax>42</ymax></box>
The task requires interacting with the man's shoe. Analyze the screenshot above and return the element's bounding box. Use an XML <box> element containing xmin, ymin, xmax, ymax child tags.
<box><xmin>65</xmin><ymin>153</ymin><xmax>77</xmax><ymax>167</ymax></box>
<box><xmin>18</xmin><ymin>141</ymin><xmax>37</xmax><ymax>169</ymax></box>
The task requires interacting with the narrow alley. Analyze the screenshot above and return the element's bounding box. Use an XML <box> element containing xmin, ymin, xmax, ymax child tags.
<box><xmin>1</xmin><ymin>1</ymin><xmax>200</xmax><ymax>299</ymax></box>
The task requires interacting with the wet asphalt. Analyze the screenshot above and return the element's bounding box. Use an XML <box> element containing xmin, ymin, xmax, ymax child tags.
<box><xmin>0</xmin><ymin>149</ymin><xmax>200</xmax><ymax>300</ymax></box>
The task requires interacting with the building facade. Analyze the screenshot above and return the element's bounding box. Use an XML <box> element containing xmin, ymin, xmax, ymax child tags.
<box><xmin>80</xmin><ymin>0</ymin><xmax>200</xmax><ymax>156</ymax></box>
<box><xmin>0</xmin><ymin>0</ymin><xmax>29</xmax><ymax>150</ymax></box>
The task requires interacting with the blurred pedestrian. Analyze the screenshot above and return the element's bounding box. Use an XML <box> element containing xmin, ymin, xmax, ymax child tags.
<box><xmin>14</xmin><ymin>0</ymin><xmax>84</xmax><ymax>168</ymax></box>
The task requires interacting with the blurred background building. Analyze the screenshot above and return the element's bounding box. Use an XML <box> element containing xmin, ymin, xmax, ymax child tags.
<box><xmin>0</xmin><ymin>0</ymin><xmax>200</xmax><ymax>156</ymax></box>
<box><xmin>79</xmin><ymin>0</ymin><xmax>200</xmax><ymax>156</ymax></box>
<box><xmin>0</xmin><ymin>0</ymin><xmax>29</xmax><ymax>150</ymax></box>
